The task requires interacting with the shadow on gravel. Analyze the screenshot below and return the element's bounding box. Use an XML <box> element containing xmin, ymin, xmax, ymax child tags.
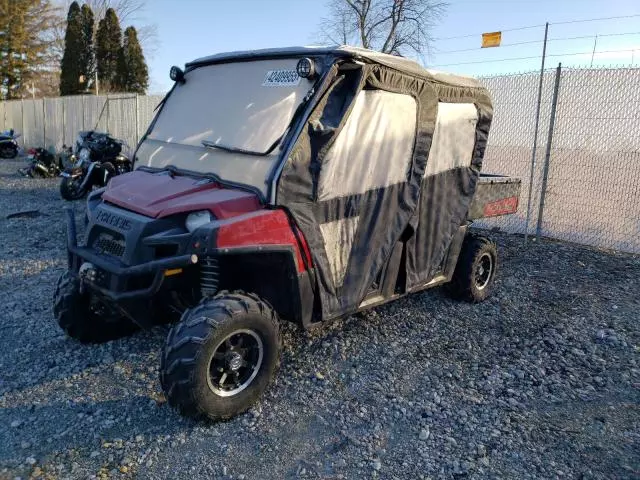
<box><xmin>0</xmin><ymin>395</ymin><xmax>189</xmax><ymax>464</ymax></box>
<box><xmin>2</xmin><ymin>324</ymin><xmax>169</xmax><ymax>395</ymax></box>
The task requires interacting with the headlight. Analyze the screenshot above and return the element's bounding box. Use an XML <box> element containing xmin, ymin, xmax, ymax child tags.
<box><xmin>186</xmin><ymin>210</ymin><xmax>212</xmax><ymax>232</ymax></box>
<box><xmin>79</xmin><ymin>148</ymin><xmax>90</xmax><ymax>161</ymax></box>
<box><xmin>75</xmin><ymin>134</ymin><xmax>84</xmax><ymax>153</ymax></box>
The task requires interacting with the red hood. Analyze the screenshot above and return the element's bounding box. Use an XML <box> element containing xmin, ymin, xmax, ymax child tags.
<box><xmin>102</xmin><ymin>170</ymin><xmax>261</xmax><ymax>219</ymax></box>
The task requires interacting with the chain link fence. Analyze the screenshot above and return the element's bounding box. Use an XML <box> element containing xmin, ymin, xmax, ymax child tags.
<box><xmin>477</xmin><ymin>66</ymin><xmax>640</xmax><ymax>254</ymax></box>
<box><xmin>1</xmin><ymin>67</ymin><xmax>638</xmax><ymax>254</ymax></box>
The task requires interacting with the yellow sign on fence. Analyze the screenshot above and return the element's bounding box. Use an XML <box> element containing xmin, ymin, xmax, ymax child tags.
<box><xmin>482</xmin><ymin>31</ymin><xmax>502</xmax><ymax>48</ymax></box>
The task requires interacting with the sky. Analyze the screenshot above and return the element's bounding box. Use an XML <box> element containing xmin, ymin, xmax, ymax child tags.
<box><xmin>138</xmin><ymin>0</ymin><xmax>640</xmax><ymax>93</ymax></box>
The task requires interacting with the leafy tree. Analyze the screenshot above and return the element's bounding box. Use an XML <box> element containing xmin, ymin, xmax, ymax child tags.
<box><xmin>318</xmin><ymin>0</ymin><xmax>447</xmax><ymax>58</ymax></box>
<box><xmin>116</xmin><ymin>26</ymin><xmax>148</xmax><ymax>93</ymax></box>
<box><xmin>0</xmin><ymin>0</ymin><xmax>60</xmax><ymax>99</ymax></box>
<box><xmin>95</xmin><ymin>7</ymin><xmax>122</xmax><ymax>92</ymax></box>
<box><xmin>59</xmin><ymin>1</ymin><xmax>83</xmax><ymax>95</ymax></box>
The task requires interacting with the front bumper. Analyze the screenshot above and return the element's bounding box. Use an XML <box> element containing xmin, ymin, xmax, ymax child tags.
<box><xmin>65</xmin><ymin>208</ymin><xmax>198</xmax><ymax>301</ymax></box>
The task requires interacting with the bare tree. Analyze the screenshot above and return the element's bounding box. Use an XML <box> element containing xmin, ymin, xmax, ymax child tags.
<box><xmin>317</xmin><ymin>0</ymin><xmax>353</xmax><ymax>45</ymax></box>
<box><xmin>83</xmin><ymin>0</ymin><xmax>145</xmax><ymax>22</ymax></box>
<box><xmin>318</xmin><ymin>0</ymin><xmax>447</xmax><ymax>58</ymax></box>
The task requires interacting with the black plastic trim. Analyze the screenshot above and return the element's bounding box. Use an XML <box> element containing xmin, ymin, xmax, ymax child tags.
<box><xmin>66</xmin><ymin>209</ymin><xmax>196</xmax><ymax>301</ymax></box>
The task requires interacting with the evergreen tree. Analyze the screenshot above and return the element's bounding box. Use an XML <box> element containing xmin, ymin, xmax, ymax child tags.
<box><xmin>59</xmin><ymin>1</ymin><xmax>83</xmax><ymax>95</ymax></box>
<box><xmin>0</xmin><ymin>0</ymin><xmax>59</xmax><ymax>99</ymax></box>
<box><xmin>79</xmin><ymin>4</ymin><xmax>95</xmax><ymax>92</ymax></box>
<box><xmin>0</xmin><ymin>1</ymin><xmax>27</xmax><ymax>99</ymax></box>
<box><xmin>95</xmin><ymin>8</ymin><xmax>121</xmax><ymax>92</ymax></box>
<box><xmin>116</xmin><ymin>26</ymin><xmax>148</xmax><ymax>93</ymax></box>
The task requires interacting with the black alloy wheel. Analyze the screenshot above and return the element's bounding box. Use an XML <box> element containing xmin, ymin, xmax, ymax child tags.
<box><xmin>160</xmin><ymin>291</ymin><xmax>281</xmax><ymax>420</ymax></box>
<box><xmin>447</xmin><ymin>234</ymin><xmax>498</xmax><ymax>303</ymax></box>
<box><xmin>207</xmin><ymin>329</ymin><xmax>264</xmax><ymax>397</ymax></box>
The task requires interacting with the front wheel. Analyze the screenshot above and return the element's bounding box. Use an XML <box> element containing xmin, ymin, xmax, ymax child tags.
<box><xmin>60</xmin><ymin>175</ymin><xmax>88</xmax><ymax>200</ymax></box>
<box><xmin>447</xmin><ymin>234</ymin><xmax>498</xmax><ymax>303</ymax></box>
<box><xmin>53</xmin><ymin>272</ymin><xmax>138</xmax><ymax>343</ymax></box>
<box><xmin>160</xmin><ymin>291</ymin><xmax>281</xmax><ymax>420</ymax></box>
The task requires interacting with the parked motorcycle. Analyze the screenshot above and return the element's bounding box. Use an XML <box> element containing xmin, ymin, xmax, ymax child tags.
<box><xmin>60</xmin><ymin>131</ymin><xmax>131</xmax><ymax>201</ymax></box>
<box><xmin>0</xmin><ymin>129</ymin><xmax>21</xmax><ymax>159</ymax></box>
<box><xmin>18</xmin><ymin>147</ymin><xmax>66</xmax><ymax>178</ymax></box>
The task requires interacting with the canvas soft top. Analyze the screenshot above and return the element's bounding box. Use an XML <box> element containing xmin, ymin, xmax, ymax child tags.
<box><xmin>186</xmin><ymin>45</ymin><xmax>481</xmax><ymax>89</ymax></box>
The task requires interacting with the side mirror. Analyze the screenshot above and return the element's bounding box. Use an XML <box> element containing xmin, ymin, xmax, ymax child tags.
<box><xmin>170</xmin><ymin>66</ymin><xmax>185</xmax><ymax>84</ymax></box>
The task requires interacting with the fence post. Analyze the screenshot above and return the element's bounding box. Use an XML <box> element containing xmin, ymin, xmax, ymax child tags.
<box><xmin>536</xmin><ymin>63</ymin><xmax>562</xmax><ymax>240</ymax></box>
<box><xmin>42</xmin><ymin>98</ymin><xmax>46</xmax><ymax>148</ymax></box>
<box><xmin>21</xmin><ymin>98</ymin><xmax>25</xmax><ymax>148</ymax></box>
<box><xmin>82</xmin><ymin>95</ymin><xmax>86</xmax><ymax>131</ymax></box>
<box><xmin>106</xmin><ymin>95</ymin><xmax>110</xmax><ymax>133</ymax></box>
<box><xmin>524</xmin><ymin>22</ymin><xmax>550</xmax><ymax>244</ymax></box>
<box><xmin>62</xmin><ymin>98</ymin><xmax>66</xmax><ymax>148</ymax></box>
<box><xmin>135</xmin><ymin>94</ymin><xmax>139</xmax><ymax>143</ymax></box>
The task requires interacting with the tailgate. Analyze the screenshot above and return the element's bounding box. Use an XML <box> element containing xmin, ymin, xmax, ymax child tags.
<box><xmin>468</xmin><ymin>174</ymin><xmax>521</xmax><ymax>219</ymax></box>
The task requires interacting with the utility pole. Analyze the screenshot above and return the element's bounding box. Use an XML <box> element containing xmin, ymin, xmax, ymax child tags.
<box><xmin>590</xmin><ymin>35</ymin><xmax>598</xmax><ymax>68</ymax></box>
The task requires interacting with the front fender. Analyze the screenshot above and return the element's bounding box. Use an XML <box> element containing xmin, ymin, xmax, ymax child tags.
<box><xmin>191</xmin><ymin>208</ymin><xmax>316</xmax><ymax>327</ymax></box>
<box><xmin>212</xmin><ymin>209</ymin><xmax>312</xmax><ymax>274</ymax></box>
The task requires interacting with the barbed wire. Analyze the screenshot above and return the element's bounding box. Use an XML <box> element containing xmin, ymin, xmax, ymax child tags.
<box><xmin>431</xmin><ymin>48</ymin><xmax>640</xmax><ymax>68</ymax></box>
<box><xmin>433</xmin><ymin>13</ymin><xmax>640</xmax><ymax>42</ymax></box>
<box><xmin>435</xmin><ymin>31</ymin><xmax>640</xmax><ymax>55</ymax></box>
<box><xmin>435</xmin><ymin>24</ymin><xmax>544</xmax><ymax>41</ymax></box>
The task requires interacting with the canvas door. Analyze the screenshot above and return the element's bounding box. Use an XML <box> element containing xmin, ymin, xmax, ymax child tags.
<box><xmin>312</xmin><ymin>88</ymin><xmax>418</xmax><ymax>313</ymax></box>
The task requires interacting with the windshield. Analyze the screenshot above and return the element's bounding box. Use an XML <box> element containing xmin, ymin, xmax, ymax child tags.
<box><xmin>135</xmin><ymin>58</ymin><xmax>315</xmax><ymax>197</ymax></box>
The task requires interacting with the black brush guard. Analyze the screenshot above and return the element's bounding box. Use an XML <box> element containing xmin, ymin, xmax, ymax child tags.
<box><xmin>65</xmin><ymin>208</ymin><xmax>198</xmax><ymax>302</ymax></box>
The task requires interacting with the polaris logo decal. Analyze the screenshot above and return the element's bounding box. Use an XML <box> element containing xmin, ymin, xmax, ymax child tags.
<box><xmin>483</xmin><ymin>196</ymin><xmax>519</xmax><ymax>217</ymax></box>
<box><xmin>96</xmin><ymin>210</ymin><xmax>132</xmax><ymax>231</ymax></box>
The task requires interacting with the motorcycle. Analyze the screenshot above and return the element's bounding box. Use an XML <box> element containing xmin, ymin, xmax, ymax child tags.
<box><xmin>0</xmin><ymin>129</ymin><xmax>21</xmax><ymax>159</ymax></box>
<box><xmin>18</xmin><ymin>147</ymin><xmax>66</xmax><ymax>178</ymax></box>
<box><xmin>60</xmin><ymin>131</ymin><xmax>131</xmax><ymax>201</ymax></box>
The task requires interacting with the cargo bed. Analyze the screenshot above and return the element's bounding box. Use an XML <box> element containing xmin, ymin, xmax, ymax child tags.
<box><xmin>468</xmin><ymin>174</ymin><xmax>521</xmax><ymax>219</ymax></box>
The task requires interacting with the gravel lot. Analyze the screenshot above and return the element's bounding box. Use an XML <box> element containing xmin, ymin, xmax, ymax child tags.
<box><xmin>0</xmin><ymin>158</ymin><xmax>638</xmax><ymax>480</ymax></box>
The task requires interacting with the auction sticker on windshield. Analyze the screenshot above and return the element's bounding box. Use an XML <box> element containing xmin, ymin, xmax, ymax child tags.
<box><xmin>262</xmin><ymin>70</ymin><xmax>301</xmax><ymax>87</ymax></box>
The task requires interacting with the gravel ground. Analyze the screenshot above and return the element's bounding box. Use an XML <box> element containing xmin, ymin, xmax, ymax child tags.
<box><xmin>0</xmin><ymin>158</ymin><xmax>638</xmax><ymax>480</ymax></box>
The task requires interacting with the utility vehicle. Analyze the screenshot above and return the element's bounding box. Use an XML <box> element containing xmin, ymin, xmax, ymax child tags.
<box><xmin>54</xmin><ymin>46</ymin><xmax>521</xmax><ymax>420</ymax></box>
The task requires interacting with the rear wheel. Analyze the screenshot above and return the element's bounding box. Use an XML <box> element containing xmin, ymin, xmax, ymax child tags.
<box><xmin>160</xmin><ymin>291</ymin><xmax>280</xmax><ymax>420</ymax></box>
<box><xmin>0</xmin><ymin>144</ymin><xmax>17</xmax><ymax>159</ymax></box>
<box><xmin>447</xmin><ymin>235</ymin><xmax>498</xmax><ymax>303</ymax></box>
<box><xmin>53</xmin><ymin>271</ymin><xmax>138</xmax><ymax>342</ymax></box>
